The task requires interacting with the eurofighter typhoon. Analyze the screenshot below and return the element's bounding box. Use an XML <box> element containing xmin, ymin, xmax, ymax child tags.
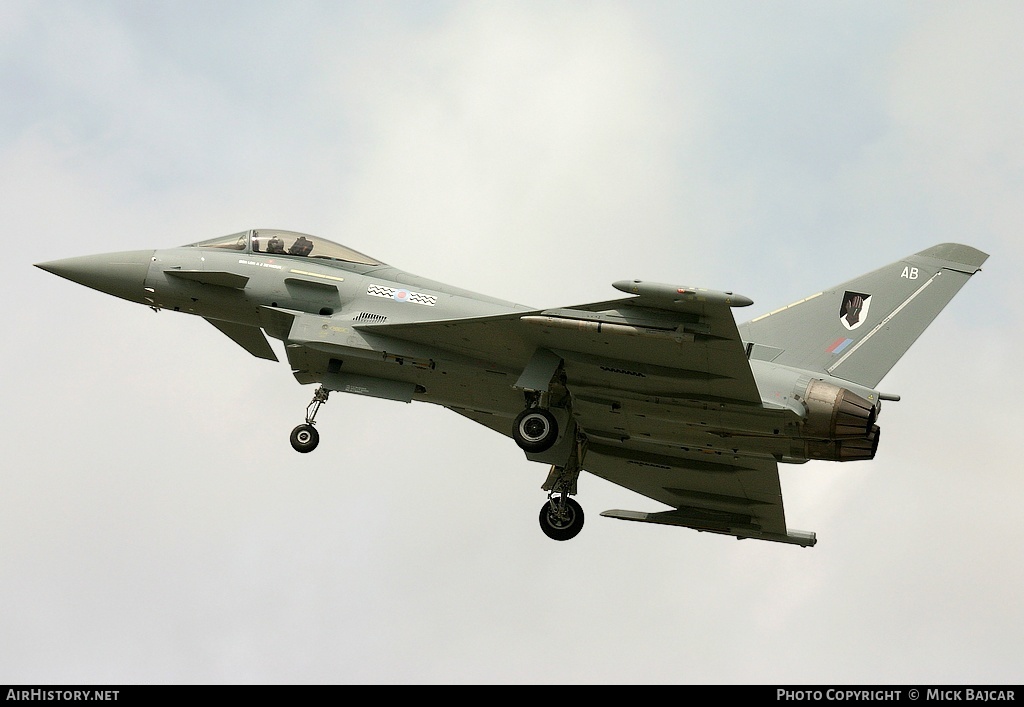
<box><xmin>36</xmin><ymin>231</ymin><xmax>987</xmax><ymax>546</ymax></box>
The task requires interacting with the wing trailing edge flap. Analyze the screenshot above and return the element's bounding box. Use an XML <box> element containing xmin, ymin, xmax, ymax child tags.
<box><xmin>600</xmin><ymin>509</ymin><xmax>816</xmax><ymax>547</ymax></box>
<box><xmin>582</xmin><ymin>443</ymin><xmax>816</xmax><ymax>547</ymax></box>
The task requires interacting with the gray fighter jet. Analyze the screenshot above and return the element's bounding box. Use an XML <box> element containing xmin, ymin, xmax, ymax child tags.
<box><xmin>35</xmin><ymin>231</ymin><xmax>987</xmax><ymax>546</ymax></box>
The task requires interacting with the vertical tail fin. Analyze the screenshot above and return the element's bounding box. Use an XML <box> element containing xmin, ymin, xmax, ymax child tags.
<box><xmin>738</xmin><ymin>243</ymin><xmax>988</xmax><ymax>388</ymax></box>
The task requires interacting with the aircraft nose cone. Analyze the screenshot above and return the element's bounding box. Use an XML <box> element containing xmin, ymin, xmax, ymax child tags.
<box><xmin>35</xmin><ymin>250</ymin><xmax>155</xmax><ymax>303</ymax></box>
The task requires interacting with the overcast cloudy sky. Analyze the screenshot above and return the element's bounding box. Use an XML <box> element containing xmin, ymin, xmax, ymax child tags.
<box><xmin>2</xmin><ymin>0</ymin><xmax>1021</xmax><ymax>684</ymax></box>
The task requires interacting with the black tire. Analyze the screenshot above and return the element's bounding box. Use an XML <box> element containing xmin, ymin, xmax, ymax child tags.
<box><xmin>512</xmin><ymin>408</ymin><xmax>559</xmax><ymax>453</ymax></box>
<box><xmin>290</xmin><ymin>424</ymin><xmax>319</xmax><ymax>453</ymax></box>
<box><xmin>539</xmin><ymin>497</ymin><xmax>584</xmax><ymax>541</ymax></box>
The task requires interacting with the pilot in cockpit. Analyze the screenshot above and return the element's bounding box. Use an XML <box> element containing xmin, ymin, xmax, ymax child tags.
<box><xmin>266</xmin><ymin>235</ymin><xmax>286</xmax><ymax>254</ymax></box>
<box><xmin>289</xmin><ymin>236</ymin><xmax>313</xmax><ymax>256</ymax></box>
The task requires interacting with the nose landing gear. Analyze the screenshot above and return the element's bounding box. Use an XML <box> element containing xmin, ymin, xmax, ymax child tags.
<box><xmin>290</xmin><ymin>386</ymin><xmax>330</xmax><ymax>453</ymax></box>
<box><xmin>290</xmin><ymin>424</ymin><xmax>319</xmax><ymax>453</ymax></box>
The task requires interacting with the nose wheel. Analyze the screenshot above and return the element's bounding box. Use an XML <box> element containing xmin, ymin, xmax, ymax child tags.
<box><xmin>290</xmin><ymin>424</ymin><xmax>319</xmax><ymax>453</ymax></box>
<box><xmin>291</xmin><ymin>386</ymin><xmax>329</xmax><ymax>453</ymax></box>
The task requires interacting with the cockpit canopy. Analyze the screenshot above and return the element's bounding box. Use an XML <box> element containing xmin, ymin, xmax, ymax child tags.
<box><xmin>184</xmin><ymin>229</ymin><xmax>383</xmax><ymax>266</ymax></box>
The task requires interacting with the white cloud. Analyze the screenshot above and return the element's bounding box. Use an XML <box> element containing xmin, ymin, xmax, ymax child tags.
<box><xmin>314</xmin><ymin>2</ymin><xmax>704</xmax><ymax>302</ymax></box>
<box><xmin>872</xmin><ymin>3</ymin><xmax>1024</xmax><ymax>268</ymax></box>
<box><xmin>3</xmin><ymin>0</ymin><xmax>1022</xmax><ymax>684</ymax></box>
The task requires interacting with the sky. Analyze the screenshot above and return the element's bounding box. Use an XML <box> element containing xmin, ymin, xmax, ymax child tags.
<box><xmin>2</xmin><ymin>0</ymin><xmax>1022</xmax><ymax>685</ymax></box>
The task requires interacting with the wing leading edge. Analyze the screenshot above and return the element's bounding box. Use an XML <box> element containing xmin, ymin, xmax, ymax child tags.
<box><xmin>359</xmin><ymin>285</ymin><xmax>762</xmax><ymax>405</ymax></box>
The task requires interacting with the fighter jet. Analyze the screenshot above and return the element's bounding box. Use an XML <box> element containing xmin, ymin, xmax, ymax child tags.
<box><xmin>35</xmin><ymin>231</ymin><xmax>987</xmax><ymax>546</ymax></box>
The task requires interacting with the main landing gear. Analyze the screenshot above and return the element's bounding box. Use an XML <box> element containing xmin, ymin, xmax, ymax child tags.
<box><xmin>537</xmin><ymin>431</ymin><xmax>585</xmax><ymax>541</ymax></box>
<box><xmin>290</xmin><ymin>386</ymin><xmax>329</xmax><ymax>453</ymax></box>
<box><xmin>540</xmin><ymin>493</ymin><xmax>584</xmax><ymax>541</ymax></box>
<box><xmin>289</xmin><ymin>381</ymin><xmax>588</xmax><ymax>542</ymax></box>
<box><xmin>512</xmin><ymin>407</ymin><xmax>558</xmax><ymax>453</ymax></box>
<box><xmin>512</xmin><ymin>389</ymin><xmax>562</xmax><ymax>454</ymax></box>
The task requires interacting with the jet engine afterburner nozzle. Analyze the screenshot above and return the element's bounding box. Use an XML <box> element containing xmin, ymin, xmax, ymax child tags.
<box><xmin>801</xmin><ymin>379</ymin><xmax>878</xmax><ymax>440</ymax></box>
<box><xmin>803</xmin><ymin>424</ymin><xmax>881</xmax><ymax>462</ymax></box>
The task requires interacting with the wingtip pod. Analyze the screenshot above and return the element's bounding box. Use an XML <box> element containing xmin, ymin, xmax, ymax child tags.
<box><xmin>612</xmin><ymin>280</ymin><xmax>753</xmax><ymax>308</ymax></box>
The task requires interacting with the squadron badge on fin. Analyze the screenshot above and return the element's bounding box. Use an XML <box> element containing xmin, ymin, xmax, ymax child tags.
<box><xmin>840</xmin><ymin>291</ymin><xmax>871</xmax><ymax>330</ymax></box>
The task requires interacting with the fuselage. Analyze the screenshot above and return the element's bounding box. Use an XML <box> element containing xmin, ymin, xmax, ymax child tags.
<box><xmin>37</xmin><ymin>228</ymin><xmax>883</xmax><ymax>466</ymax></box>
<box><xmin>144</xmin><ymin>229</ymin><xmax>527</xmax><ymax>328</ymax></box>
